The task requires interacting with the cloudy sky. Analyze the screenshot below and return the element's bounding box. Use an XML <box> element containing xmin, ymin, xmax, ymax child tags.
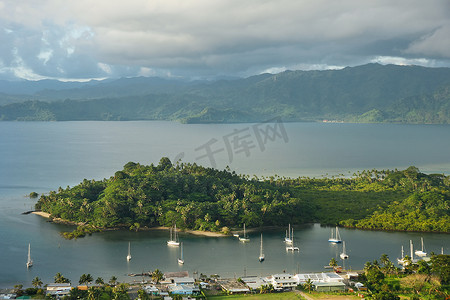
<box><xmin>1</xmin><ymin>0</ymin><xmax>450</xmax><ymax>81</ymax></box>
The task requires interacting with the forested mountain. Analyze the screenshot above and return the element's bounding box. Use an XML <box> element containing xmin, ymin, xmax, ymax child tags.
<box><xmin>35</xmin><ymin>160</ymin><xmax>450</xmax><ymax>238</ymax></box>
<box><xmin>1</xmin><ymin>63</ymin><xmax>450</xmax><ymax>123</ymax></box>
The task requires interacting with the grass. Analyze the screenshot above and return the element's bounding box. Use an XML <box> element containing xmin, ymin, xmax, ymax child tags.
<box><xmin>206</xmin><ymin>292</ymin><xmax>304</xmax><ymax>299</ymax></box>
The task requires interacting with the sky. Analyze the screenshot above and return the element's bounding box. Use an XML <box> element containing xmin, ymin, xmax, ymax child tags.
<box><xmin>1</xmin><ymin>0</ymin><xmax>450</xmax><ymax>81</ymax></box>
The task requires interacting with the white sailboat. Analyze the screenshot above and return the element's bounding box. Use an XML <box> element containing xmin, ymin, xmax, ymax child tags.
<box><xmin>126</xmin><ymin>242</ymin><xmax>132</xmax><ymax>261</ymax></box>
<box><xmin>414</xmin><ymin>237</ymin><xmax>427</xmax><ymax>257</ymax></box>
<box><xmin>328</xmin><ymin>226</ymin><xmax>342</xmax><ymax>243</ymax></box>
<box><xmin>178</xmin><ymin>242</ymin><xmax>185</xmax><ymax>264</ymax></box>
<box><xmin>239</xmin><ymin>224</ymin><xmax>250</xmax><ymax>242</ymax></box>
<box><xmin>167</xmin><ymin>224</ymin><xmax>180</xmax><ymax>246</ymax></box>
<box><xmin>410</xmin><ymin>240</ymin><xmax>415</xmax><ymax>263</ymax></box>
<box><xmin>284</xmin><ymin>224</ymin><xmax>293</xmax><ymax>244</ymax></box>
<box><xmin>397</xmin><ymin>245</ymin><xmax>406</xmax><ymax>265</ymax></box>
<box><xmin>26</xmin><ymin>243</ymin><xmax>33</xmax><ymax>268</ymax></box>
<box><xmin>259</xmin><ymin>234</ymin><xmax>265</xmax><ymax>262</ymax></box>
<box><xmin>340</xmin><ymin>241</ymin><xmax>349</xmax><ymax>259</ymax></box>
<box><xmin>286</xmin><ymin>229</ymin><xmax>299</xmax><ymax>251</ymax></box>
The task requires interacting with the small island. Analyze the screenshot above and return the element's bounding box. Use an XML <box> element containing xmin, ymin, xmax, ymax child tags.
<box><xmin>34</xmin><ymin>158</ymin><xmax>450</xmax><ymax>239</ymax></box>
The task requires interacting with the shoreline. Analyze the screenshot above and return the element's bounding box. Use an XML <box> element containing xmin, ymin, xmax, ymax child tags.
<box><xmin>31</xmin><ymin>212</ymin><xmax>227</xmax><ymax>237</ymax></box>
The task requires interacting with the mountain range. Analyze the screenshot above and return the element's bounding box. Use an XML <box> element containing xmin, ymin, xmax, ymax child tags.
<box><xmin>0</xmin><ymin>63</ymin><xmax>449</xmax><ymax>123</ymax></box>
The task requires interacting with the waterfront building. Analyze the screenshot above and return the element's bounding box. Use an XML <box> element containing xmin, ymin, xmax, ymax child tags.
<box><xmin>267</xmin><ymin>274</ymin><xmax>297</xmax><ymax>291</ymax></box>
<box><xmin>46</xmin><ymin>283</ymin><xmax>71</xmax><ymax>298</ymax></box>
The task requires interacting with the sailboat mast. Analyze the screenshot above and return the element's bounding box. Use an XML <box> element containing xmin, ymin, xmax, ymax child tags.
<box><xmin>260</xmin><ymin>234</ymin><xmax>263</xmax><ymax>256</ymax></box>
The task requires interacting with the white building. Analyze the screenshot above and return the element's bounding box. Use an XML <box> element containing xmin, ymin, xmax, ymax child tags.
<box><xmin>267</xmin><ymin>274</ymin><xmax>298</xmax><ymax>291</ymax></box>
<box><xmin>46</xmin><ymin>283</ymin><xmax>72</xmax><ymax>298</ymax></box>
<box><xmin>295</xmin><ymin>272</ymin><xmax>344</xmax><ymax>284</ymax></box>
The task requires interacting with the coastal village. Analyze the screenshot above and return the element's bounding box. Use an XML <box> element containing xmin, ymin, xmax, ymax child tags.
<box><xmin>0</xmin><ymin>269</ymin><xmax>365</xmax><ymax>299</ymax></box>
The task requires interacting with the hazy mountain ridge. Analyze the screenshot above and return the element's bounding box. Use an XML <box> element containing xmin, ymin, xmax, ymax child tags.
<box><xmin>0</xmin><ymin>64</ymin><xmax>449</xmax><ymax>123</ymax></box>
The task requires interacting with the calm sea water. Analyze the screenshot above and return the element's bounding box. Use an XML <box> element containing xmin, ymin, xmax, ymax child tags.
<box><xmin>0</xmin><ymin>121</ymin><xmax>449</xmax><ymax>287</ymax></box>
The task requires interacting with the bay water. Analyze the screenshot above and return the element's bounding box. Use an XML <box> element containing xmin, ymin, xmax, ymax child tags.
<box><xmin>0</xmin><ymin>121</ymin><xmax>449</xmax><ymax>287</ymax></box>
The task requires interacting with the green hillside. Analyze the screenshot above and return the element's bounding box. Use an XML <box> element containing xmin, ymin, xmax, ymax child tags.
<box><xmin>1</xmin><ymin>64</ymin><xmax>450</xmax><ymax>123</ymax></box>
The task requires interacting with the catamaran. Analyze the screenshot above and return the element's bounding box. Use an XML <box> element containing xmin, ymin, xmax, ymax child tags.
<box><xmin>167</xmin><ymin>224</ymin><xmax>180</xmax><ymax>246</ymax></box>
<box><xmin>178</xmin><ymin>242</ymin><xmax>185</xmax><ymax>264</ymax></box>
<box><xmin>26</xmin><ymin>243</ymin><xmax>33</xmax><ymax>268</ymax></box>
<box><xmin>286</xmin><ymin>229</ymin><xmax>299</xmax><ymax>251</ymax></box>
<box><xmin>340</xmin><ymin>241</ymin><xmax>349</xmax><ymax>259</ymax></box>
<box><xmin>126</xmin><ymin>242</ymin><xmax>132</xmax><ymax>261</ymax></box>
<box><xmin>414</xmin><ymin>237</ymin><xmax>427</xmax><ymax>257</ymax></box>
<box><xmin>259</xmin><ymin>234</ymin><xmax>265</xmax><ymax>262</ymax></box>
<box><xmin>239</xmin><ymin>223</ymin><xmax>250</xmax><ymax>242</ymax></box>
<box><xmin>284</xmin><ymin>224</ymin><xmax>293</xmax><ymax>244</ymax></box>
<box><xmin>328</xmin><ymin>226</ymin><xmax>342</xmax><ymax>243</ymax></box>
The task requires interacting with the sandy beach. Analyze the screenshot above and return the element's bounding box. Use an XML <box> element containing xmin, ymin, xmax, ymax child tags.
<box><xmin>31</xmin><ymin>211</ymin><xmax>51</xmax><ymax>218</ymax></box>
<box><xmin>30</xmin><ymin>213</ymin><xmax>227</xmax><ymax>237</ymax></box>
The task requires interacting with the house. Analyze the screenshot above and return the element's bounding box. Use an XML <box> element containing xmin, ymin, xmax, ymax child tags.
<box><xmin>218</xmin><ymin>280</ymin><xmax>250</xmax><ymax>294</ymax></box>
<box><xmin>267</xmin><ymin>274</ymin><xmax>297</xmax><ymax>291</ymax></box>
<box><xmin>295</xmin><ymin>272</ymin><xmax>346</xmax><ymax>292</ymax></box>
<box><xmin>172</xmin><ymin>277</ymin><xmax>195</xmax><ymax>285</ymax></box>
<box><xmin>144</xmin><ymin>285</ymin><xmax>160</xmax><ymax>296</ymax></box>
<box><xmin>46</xmin><ymin>283</ymin><xmax>72</xmax><ymax>298</ymax></box>
<box><xmin>240</xmin><ymin>276</ymin><xmax>269</xmax><ymax>290</ymax></box>
<box><xmin>295</xmin><ymin>272</ymin><xmax>344</xmax><ymax>284</ymax></box>
<box><xmin>168</xmin><ymin>284</ymin><xmax>200</xmax><ymax>295</ymax></box>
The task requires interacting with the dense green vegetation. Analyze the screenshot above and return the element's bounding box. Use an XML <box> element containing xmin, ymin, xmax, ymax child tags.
<box><xmin>1</xmin><ymin>64</ymin><xmax>450</xmax><ymax>123</ymax></box>
<box><xmin>35</xmin><ymin>159</ymin><xmax>450</xmax><ymax>238</ymax></box>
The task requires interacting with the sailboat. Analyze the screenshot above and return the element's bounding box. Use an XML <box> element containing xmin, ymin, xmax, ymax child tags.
<box><xmin>414</xmin><ymin>237</ymin><xmax>427</xmax><ymax>257</ymax></box>
<box><xmin>178</xmin><ymin>242</ymin><xmax>185</xmax><ymax>264</ymax></box>
<box><xmin>26</xmin><ymin>243</ymin><xmax>33</xmax><ymax>268</ymax></box>
<box><xmin>239</xmin><ymin>224</ymin><xmax>250</xmax><ymax>242</ymax></box>
<box><xmin>397</xmin><ymin>245</ymin><xmax>406</xmax><ymax>265</ymax></box>
<box><xmin>259</xmin><ymin>234</ymin><xmax>265</xmax><ymax>262</ymax></box>
<box><xmin>284</xmin><ymin>224</ymin><xmax>293</xmax><ymax>244</ymax></box>
<box><xmin>167</xmin><ymin>224</ymin><xmax>180</xmax><ymax>246</ymax></box>
<box><xmin>286</xmin><ymin>229</ymin><xmax>299</xmax><ymax>251</ymax></box>
<box><xmin>340</xmin><ymin>241</ymin><xmax>349</xmax><ymax>259</ymax></box>
<box><xmin>126</xmin><ymin>242</ymin><xmax>132</xmax><ymax>261</ymax></box>
<box><xmin>328</xmin><ymin>226</ymin><xmax>342</xmax><ymax>243</ymax></box>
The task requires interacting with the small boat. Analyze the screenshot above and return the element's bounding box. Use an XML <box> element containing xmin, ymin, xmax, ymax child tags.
<box><xmin>233</xmin><ymin>233</ymin><xmax>240</xmax><ymax>237</ymax></box>
<box><xmin>286</xmin><ymin>229</ymin><xmax>299</xmax><ymax>251</ymax></box>
<box><xmin>284</xmin><ymin>224</ymin><xmax>293</xmax><ymax>244</ymax></box>
<box><xmin>26</xmin><ymin>243</ymin><xmax>33</xmax><ymax>268</ymax></box>
<box><xmin>414</xmin><ymin>237</ymin><xmax>427</xmax><ymax>257</ymax></box>
<box><xmin>340</xmin><ymin>241</ymin><xmax>349</xmax><ymax>259</ymax></box>
<box><xmin>167</xmin><ymin>224</ymin><xmax>180</xmax><ymax>246</ymax></box>
<box><xmin>397</xmin><ymin>245</ymin><xmax>406</xmax><ymax>265</ymax></box>
<box><xmin>239</xmin><ymin>224</ymin><xmax>250</xmax><ymax>242</ymax></box>
<box><xmin>328</xmin><ymin>226</ymin><xmax>342</xmax><ymax>243</ymax></box>
<box><xmin>259</xmin><ymin>234</ymin><xmax>265</xmax><ymax>262</ymax></box>
<box><xmin>126</xmin><ymin>242</ymin><xmax>132</xmax><ymax>261</ymax></box>
<box><xmin>178</xmin><ymin>242</ymin><xmax>185</xmax><ymax>264</ymax></box>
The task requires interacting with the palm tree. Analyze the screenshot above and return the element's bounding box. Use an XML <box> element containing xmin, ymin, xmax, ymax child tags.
<box><xmin>152</xmin><ymin>269</ymin><xmax>164</xmax><ymax>284</ymax></box>
<box><xmin>329</xmin><ymin>257</ymin><xmax>338</xmax><ymax>268</ymax></box>
<box><xmin>88</xmin><ymin>287</ymin><xmax>101</xmax><ymax>300</ymax></box>
<box><xmin>380</xmin><ymin>254</ymin><xmax>390</xmax><ymax>266</ymax></box>
<box><xmin>54</xmin><ymin>272</ymin><xmax>70</xmax><ymax>283</ymax></box>
<box><xmin>95</xmin><ymin>277</ymin><xmax>105</xmax><ymax>285</ymax></box>
<box><xmin>303</xmin><ymin>279</ymin><xmax>314</xmax><ymax>293</ymax></box>
<box><xmin>109</xmin><ymin>275</ymin><xmax>118</xmax><ymax>286</ymax></box>
<box><xmin>32</xmin><ymin>276</ymin><xmax>43</xmax><ymax>288</ymax></box>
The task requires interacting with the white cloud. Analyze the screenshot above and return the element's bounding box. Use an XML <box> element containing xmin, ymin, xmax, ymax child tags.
<box><xmin>370</xmin><ymin>56</ymin><xmax>435</xmax><ymax>67</ymax></box>
<box><xmin>1</xmin><ymin>0</ymin><xmax>450</xmax><ymax>80</ymax></box>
